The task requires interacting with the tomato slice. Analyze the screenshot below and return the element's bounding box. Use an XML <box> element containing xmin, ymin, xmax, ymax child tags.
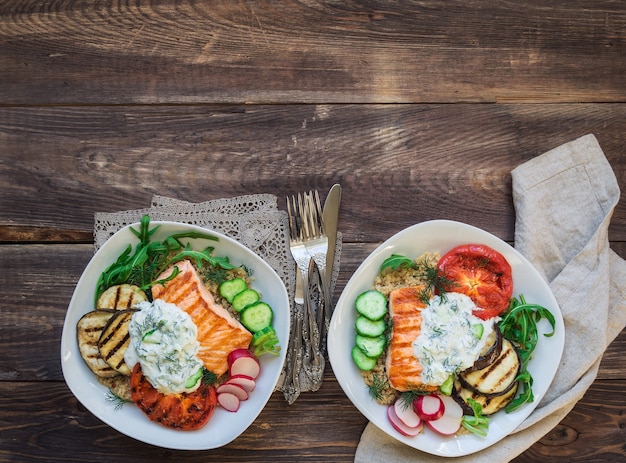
<box><xmin>130</xmin><ymin>364</ymin><xmax>217</xmax><ymax>430</ymax></box>
<box><xmin>437</xmin><ymin>244</ymin><xmax>513</xmax><ymax>320</ymax></box>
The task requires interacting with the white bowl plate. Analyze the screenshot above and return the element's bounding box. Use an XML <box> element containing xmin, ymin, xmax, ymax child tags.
<box><xmin>328</xmin><ymin>220</ymin><xmax>564</xmax><ymax>457</ymax></box>
<box><xmin>61</xmin><ymin>221</ymin><xmax>290</xmax><ymax>450</ymax></box>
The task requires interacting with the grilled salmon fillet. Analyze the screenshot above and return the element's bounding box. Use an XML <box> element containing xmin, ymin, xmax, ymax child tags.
<box><xmin>385</xmin><ymin>286</ymin><xmax>436</xmax><ymax>392</ymax></box>
<box><xmin>151</xmin><ymin>260</ymin><xmax>252</xmax><ymax>376</ymax></box>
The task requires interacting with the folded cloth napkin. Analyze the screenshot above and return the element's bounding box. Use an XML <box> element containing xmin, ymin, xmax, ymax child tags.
<box><xmin>355</xmin><ymin>134</ymin><xmax>626</xmax><ymax>462</ymax></box>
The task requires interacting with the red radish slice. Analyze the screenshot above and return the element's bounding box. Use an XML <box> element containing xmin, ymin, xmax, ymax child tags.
<box><xmin>228</xmin><ymin>349</ymin><xmax>261</xmax><ymax>379</ymax></box>
<box><xmin>414</xmin><ymin>394</ymin><xmax>444</xmax><ymax>421</ymax></box>
<box><xmin>217</xmin><ymin>392</ymin><xmax>240</xmax><ymax>412</ymax></box>
<box><xmin>387</xmin><ymin>405</ymin><xmax>422</xmax><ymax>437</ymax></box>
<box><xmin>426</xmin><ymin>395</ymin><xmax>463</xmax><ymax>436</ymax></box>
<box><xmin>393</xmin><ymin>399</ymin><xmax>422</xmax><ymax>428</ymax></box>
<box><xmin>216</xmin><ymin>382</ymin><xmax>249</xmax><ymax>401</ymax></box>
<box><xmin>226</xmin><ymin>374</ymin><xmax>256</xmax><ymax>393</ymax></box>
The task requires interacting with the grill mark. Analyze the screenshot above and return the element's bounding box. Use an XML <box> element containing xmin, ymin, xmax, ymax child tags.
<box><xmin>104</xmin><ymin>331</ymin><xmax>130</xmax><ymax>364</ymax></box>
<box><xmin>84</xmin><ymin>325</ymin><xmax>106</xmax><ymax>334</ymax></box>
<box><xmin>477</xmin><ymin>345</ymin><xmax>515</xmax><ymax>384</ymax></box>
<box><xmin>114</xmin><ymin>285</ymin><xmax>122</xmax><ymax>308</ymax></box>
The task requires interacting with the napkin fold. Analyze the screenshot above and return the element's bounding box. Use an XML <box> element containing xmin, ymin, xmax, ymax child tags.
<box><xmin>355</xmin><ymin>134</ymin><xmax>626</xmax><ymax>462</ymax></box>
<box><xmin>93</xmin><ymin>193</ymin><xmax>341</xmax><ymax>402</ymax></box>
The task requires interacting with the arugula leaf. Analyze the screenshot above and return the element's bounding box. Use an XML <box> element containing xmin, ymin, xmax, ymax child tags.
<box><xmin>498</xmin><ymin>294</ymin><xmax>555</xmax><ymax>412</ymax></box>
<box><xmin>95</xmin><ymin>215</ymin><xmax>235</xmax><ymax>304</ymax></box>
<box><xmin>461</xmin><ymin>398</ymin><xmax>490</xmax><ymax>437</ymax></box>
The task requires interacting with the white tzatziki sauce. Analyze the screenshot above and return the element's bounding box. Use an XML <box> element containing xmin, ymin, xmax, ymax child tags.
<box><xmin>413</xmin><ymin>292</ymin><xmax>497</xmax><ymax>386</ymax></box>
<box><xmin>125</xmin><ymin>299</ymin><xmax>203</xmax><ymax>395</ymax></box>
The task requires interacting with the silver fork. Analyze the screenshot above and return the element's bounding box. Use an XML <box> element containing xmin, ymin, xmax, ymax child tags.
<box><xmin>286</xmin><ymin>194</ymin><xmax>324</xmax><ymax>388</ymax></box>
<box><xmin>300</xmin><ymin>190</ymin><xmax>334</xmax><ymax>354</ymax></box>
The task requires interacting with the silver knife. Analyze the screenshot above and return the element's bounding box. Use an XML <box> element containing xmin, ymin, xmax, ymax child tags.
<box><xmin>322</xmin><ymin>183</ymin><xmax>341</xmax><ymax>292</ymax></box>
<box><xmin>322</xmin><ymin>183</ymin><xmax>341</xmax><ymax>299</ymax></box>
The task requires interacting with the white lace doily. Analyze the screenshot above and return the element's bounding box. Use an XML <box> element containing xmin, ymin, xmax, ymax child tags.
<box><xmin>93</xmin><ymin>193</ymin><xmax>341</xmax><ymax>401</ymax></box>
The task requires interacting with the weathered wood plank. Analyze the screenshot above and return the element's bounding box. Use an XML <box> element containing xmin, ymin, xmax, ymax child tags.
<box><xmin>1</xmin><ymin>1</ymin><xmax>624</xmax><ymax>104</ymax></box>
<box><xmin>2</xmin><ymin>104</ymin><xmax>625</xmax><ymax>242</ymax></box>
<box><xmin>0</xmin><ymin>379</ymin><xmax>624</xmax><ymax>462</ymax></box>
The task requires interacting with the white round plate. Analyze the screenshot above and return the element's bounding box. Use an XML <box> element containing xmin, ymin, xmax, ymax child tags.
<box><xmin>61</xmin><ymin>221</ymin><xmax>290</xmax><ymax>450</ymax></box>
<box><xmin>328</xmin><ymin>220</ymin><xmax>564</xmax><ymax>457</ymax></box>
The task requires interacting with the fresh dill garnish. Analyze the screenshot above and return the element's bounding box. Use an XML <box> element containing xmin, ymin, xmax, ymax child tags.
<box><xmin>367</xmin><ymin>373</ymin><xmax>390</xmax><ymax>402</ymax></box>
<box><xmin>202</xmin><ymin>368</ymin><xmax>218</xmax><ymax>385</ymax></box>
<box><xmin>105</xmin><ymin>390</ymin><xmax>132</xmax><ymax>411</ymax></box>
<box><xmin>418</xmin><ymin>257</ymin><xmax>457</xmax><ymax>301</ymax></box>
<box><xmin>398</xmin><ymin>389</ymin><xmax>426</xmax><ymax>410</ymax></box>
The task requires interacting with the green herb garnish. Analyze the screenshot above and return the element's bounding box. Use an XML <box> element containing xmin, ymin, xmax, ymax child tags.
<box><xmin>95</xmin><ymin>215</ymin><xmax>239</xmax><ymax>304</ymax></box>
<box><xmin>367</xmin><ymin>373</ymin><xmax>391</xmax><ymax>402</ymax></box>
<box><xmin>201</xmin><ymin>368</ymin><xmax>218</xmax><ymax>386</ymax></box>
<box><xmin>380</xmin><ymin>254</ymin><xmax>417</xmax><ymax>272</ymax></box>
<box><xmin>461</xmin><ymin>398</ymin><xmax>490</xmax><ymax>437</ymax></box>
<box><xmin>105</xmin><ymin>390</ymin><xmax>132</xmax><ymax>411</ymax></box>
<box><xmin>498</xmin><ymin>294</ymin><xmax>556</xmax><ymax>412</ymax></box>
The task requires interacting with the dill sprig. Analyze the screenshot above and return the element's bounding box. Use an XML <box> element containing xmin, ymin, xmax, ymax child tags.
<box><xmin>379</xmin><ymin>254</ymin><xmax>457</xmax><ymax>303</ymax></box>
<box><xmin>367</xmin><ymin>373</ymin><xmax>391</xmax><ymax>402</ymax></box>
<box><xmin>398</xmin><ymin>389</ymin><xmax>428</xmax><ymax>410</ymax></box>
<box><xmin>105</xmin><ymin>390</ymin><xmax>132</xmax><ymax>411</ymax></box>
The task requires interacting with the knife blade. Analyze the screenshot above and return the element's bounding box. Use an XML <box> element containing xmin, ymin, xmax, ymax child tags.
<box><xmin>322</xmin><ymin>183</ymin><xmax>341</xmax><ymax>289</ymax></box>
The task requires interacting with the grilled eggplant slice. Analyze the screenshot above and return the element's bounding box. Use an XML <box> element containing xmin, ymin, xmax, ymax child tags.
<box><xmin>98</xmin><ymin>309</ymin><xmax>137</xmax><ymax>376</ymax></box>
<box><xmin>453</xmin><ymin>378</ymin><xmax>519</xmax><ymax>415</ymax></box>
<box><xmin>77</xmin><ymin>309</ymin><xmax>118</xmax><ymax>377</ymax></box>
<box><xmin>466</xmin><ymin>324</ymin><xmax>503</xmax><ymax>372</ymax></box>
<box><xmin>97</xmin><ymin>284</ymin><xmax>148</xmax><ymax>310</ymax></box>
<box><xmin>459</xmin><ymin>338</ymin><xmax>520</xmax><ymax>397</ymax></box>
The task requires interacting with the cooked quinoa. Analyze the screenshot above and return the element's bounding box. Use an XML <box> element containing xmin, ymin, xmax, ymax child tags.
<box><xmin>363</xmin><ymin>252</ymin><xmax>440</xmax><ymax>404</ymax></box>
<box><xmin>373</xmin><ymin>252</ymin><xmax>440</xmax><ymax>298</ymax></box>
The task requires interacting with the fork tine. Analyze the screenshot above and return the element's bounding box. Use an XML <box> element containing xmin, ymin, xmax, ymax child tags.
<box><xmin>299</xmin><ymin>192</ymin><xmax>310</xmax><ymax>240</ymax></box>
<box><xmin>311</xmin><ymin>190</ymin><xmax>324</xmax><ymax>237</ymax></box>
<box><xmin>286</xmin><ymin>196</ymin><xmax>295</xmax><ymax>240</ymax></box>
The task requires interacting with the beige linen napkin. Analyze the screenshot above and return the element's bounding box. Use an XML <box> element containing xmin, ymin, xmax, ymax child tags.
<box><xmin>355</xmin><ymin>134</ymin><xmax>626</xmax><ymax>462</ymax></box>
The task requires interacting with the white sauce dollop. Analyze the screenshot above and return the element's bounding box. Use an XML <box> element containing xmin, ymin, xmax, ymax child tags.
<box><xmin>125</xmin><ymin>299</ymin><xmax>203</xmax><ymax>395</ymax></box>
<box><xmin>413</xmin><ymin>292</ymin><xmax>497</xmax><ymax>386</ymax></box>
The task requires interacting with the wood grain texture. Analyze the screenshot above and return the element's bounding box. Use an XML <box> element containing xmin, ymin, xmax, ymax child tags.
<box><xmin>2</xmin><ymin>104</ymin><xmax>626</xmax><ymax>242</ymax></box>
<box><xmin>0</xmin><ymin>379</ymin><xmax>624</xmax><ymax>462</ymax></box>
<box><xmin>2</xmin><ymin>0</ymin><xmax>626</xmax><ymax>461</ymax></box>
<box><xmin>1</xmin><ymin>0</ymin><xmax>625</xmax><ymax>104</ymax></box>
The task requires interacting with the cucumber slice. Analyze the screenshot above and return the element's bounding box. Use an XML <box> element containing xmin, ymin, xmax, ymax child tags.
<box><xmin>355</xmin><ymin>290</ymin><xmax>388</xmax><ymax>321</ymax></box>
<box><xmin>219</xmin><ymin>278</ymin><xmax>248</xmax><ymax>303</ymax></box>
<box><xmin>355</xmin><ymin>334</ymin><xmax>386</xmax><ymax>358</ymax></box>
<box><xmin>355</xmin><ymin>315</ymin><xmax>386</xmax><ymax>337</ymax></box>
<box><xmin>240</xmin><ymin>302</ymin><xmax>274</xmax><ymax>332</ymax></box>
<box><xmin>232</xmin><ymin>288</ymin><xmax>260</xmax><ymax>312</ymax></box>
<box><xmin>351</xmin><ymin>345</ymin><xmax>378</xmax><ymax>371</ymax></box>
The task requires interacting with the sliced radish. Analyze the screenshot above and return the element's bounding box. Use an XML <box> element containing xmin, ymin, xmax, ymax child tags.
<box><xmin>393</xmin><ymin>399</ymin><xmax>422</xmax><ymax>428</ymax></box>
<box><xmin>387</xmin><ymin>405</ymin><xmax>422</xmax><ymax>437</ymax></box>
<box><xmin>217</xmin><ymin>392</ymin><xmax>241</xmax><ymax>412</ymax></box>
<box><xmin>426</xmin><ymin>395</ymin><xmax>463</xmax><ymax>436</ymax></box>
<box><xmin>413</xmin><ymin>394</ymin><xmax>444</xmax><ymax>421</ymax></box>
<box><xmin>225</xmin><ymin>374</ymin><xmax>256</xmax><ymax>393</ymax></box>
<box><xmin>228</xmin><ymin>349</ymin><xmax>261</xmax><ymax>379</ymax></box>
<box><xmin>216</xmin><ymin>382</ymin><xmax>249</xmax><ymax>401</ymax></box>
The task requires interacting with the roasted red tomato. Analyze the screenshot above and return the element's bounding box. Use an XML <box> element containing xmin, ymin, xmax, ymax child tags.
<box><xmin>437</xmin><ymin>243</ymin><xmax>513</xmax><ymax>320</ymax></box>
<box><xmin>130</xmin><ymin>364</ymin><xmax>217</xmax><ymax>430</ymax></box>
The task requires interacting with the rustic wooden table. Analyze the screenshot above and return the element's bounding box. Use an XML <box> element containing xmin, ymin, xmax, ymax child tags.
<box><xmin>1</xmin><ymin>1</ymin><xmax>625</xmax><ymax>462</ymax></box>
